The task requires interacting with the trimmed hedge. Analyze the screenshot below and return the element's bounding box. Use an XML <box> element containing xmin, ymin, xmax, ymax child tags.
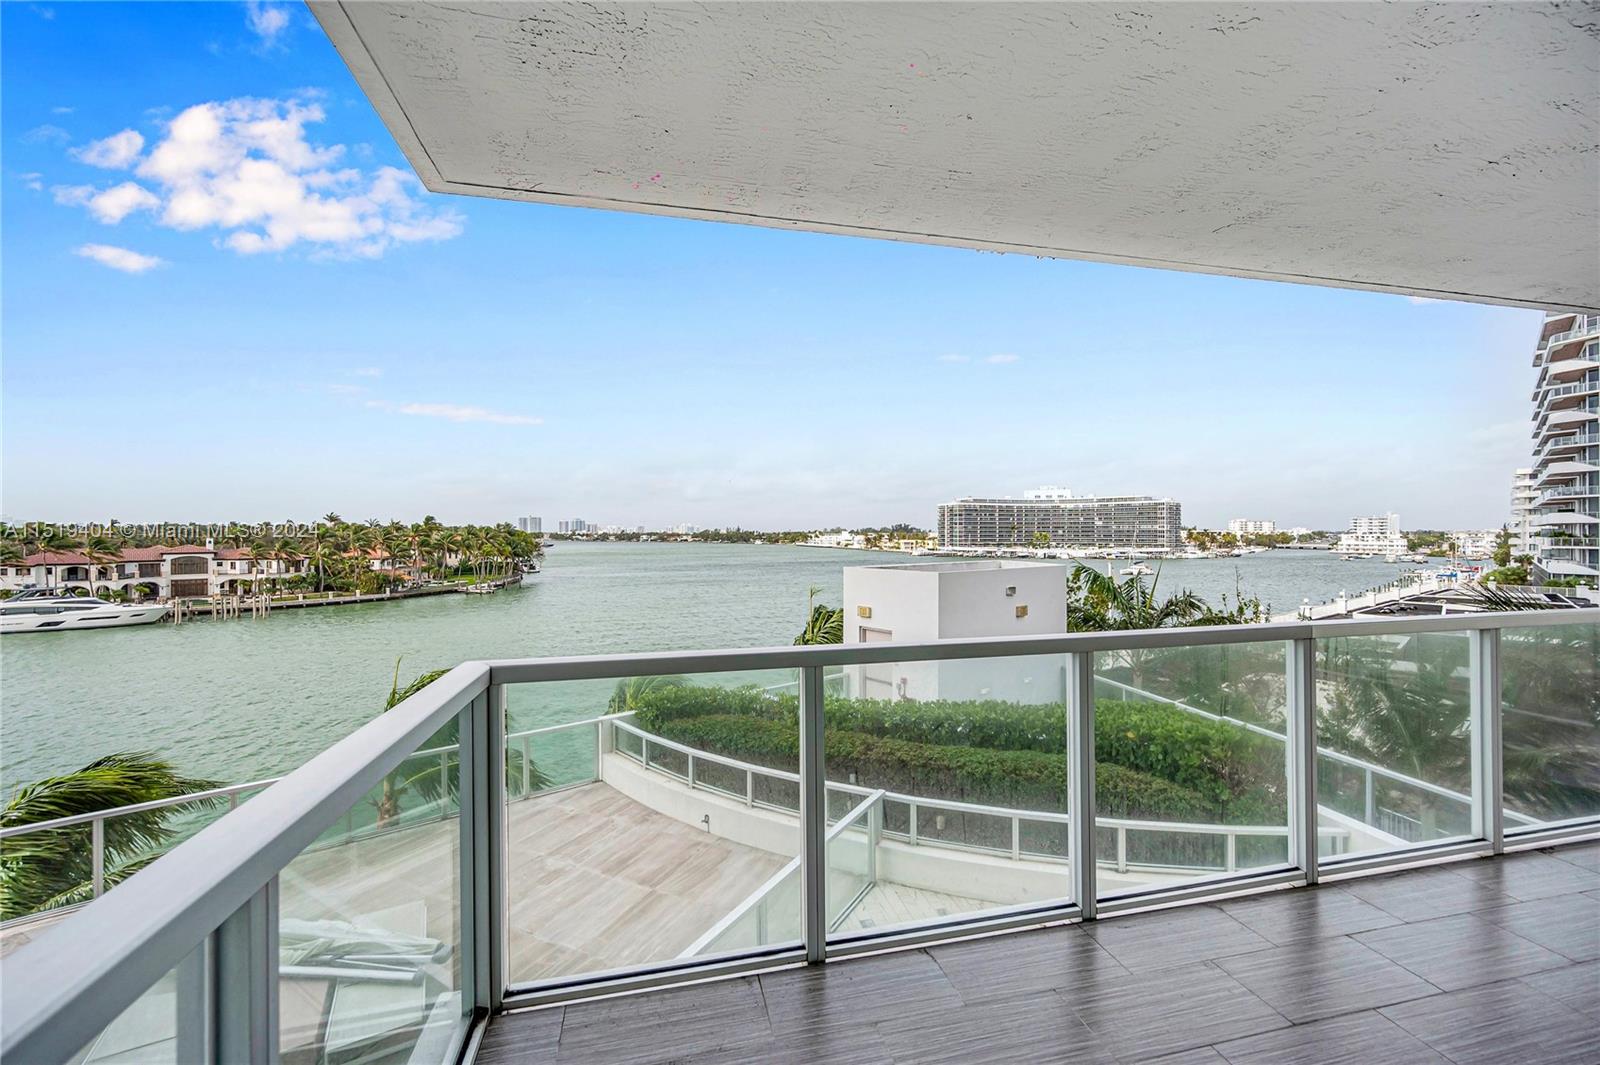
<box><xmin>629</xmin><ymin>684</ymin><xmax>1287</xmax><ymax>821</ymax></box>
<box><xmin>656</xmin><ymin>715</ymin><xmax>1217</xmax><ymax>823</ymax></box>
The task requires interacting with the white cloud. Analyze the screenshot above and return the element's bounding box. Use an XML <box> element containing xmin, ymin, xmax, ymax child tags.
<box><xmin>245</xmin><ymin>1</ymin><xmax>291</xmax><ymax>45</ymax></box>
<box><xmin>17</xmin><ymin>172</ymin><xmax>44</xmax><ymax>192</ymax></box>
<box><xmin>72</xmin><ymin>129</ymin><xmax>145</xmax><ymax>169</ymax></box>
<box><xmin>367</xmin><ymin>400</ymin><xmax>541</xmax><ymax>426</ymax></box>
<box><xmin>68</xmin><ymin>97</ymin><xmax>468</xmax><ymax>258</ymax></box>
<box><xmin>51</xmin><ymin>106</ymin><xmax>73</xmax><ymax>115</ymax></box>
<box><xmin>984</xmin><ymin>353</ymin><xmax>1021</xmax><ymax>364</ymax></box>
<box><xmin>936</xmin><ymin>354</ymin><xmax>969</xmax><ymax>363</ymax></box>
<box><xmin>351</xmin><ymin>367</ymin><xmax>383</xmax><ymax>377</ymax></box>
<box><xmin>54</xmin><ymin>181</ymin><xmax>160</xmax><ymax>223</ymax></box>
<box><xmin>23</xmin><ymin>125</ymin><xmax>71</xmax><ymax>145</ymax></box>
<box><xmin>74</xmin><ymin>243</ymin><xmax>165</xmax><ymax>273</ymax></box>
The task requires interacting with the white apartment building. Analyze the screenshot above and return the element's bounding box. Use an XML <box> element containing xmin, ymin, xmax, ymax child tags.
<box><xmin>1509</xmin><ymin>468</ymin><xmax>1538</xmax><ymax>556</ymax></box>
<box><xmin>1227</xmin><ymin>519</ymin><xmax>1277</xmax><ymax>536</ymax></box>
<box><xmin>938</xmin><ymin>489</ymin><xmax>1182</xmax><ymax>550</ymax></box>
<box><xmin>841</xmin><ymin>560</ymin><xmax>1066</xmax><ymax>703</ymax></box>
<box><xmin>1336</xmin><ymin>514</ymin><xmax>1408</xmax><ymax>556</ymax></box>
<box><xmin>1527</xmin><ymin>311</ymin><xmax>1600</xmax><ymax>583</ymax></box>
<box><xmin>0</xmin><ymin>543</ymin><xmax>310</xmax><ymax>599</ymax></box>
<box><xmin>516</xmin><ymin>516</ymin><xmax>542</xmax><ymax>534</ymax></box>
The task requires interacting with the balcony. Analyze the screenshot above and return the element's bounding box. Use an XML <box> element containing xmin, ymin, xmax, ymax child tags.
<box><xmin>1534</xmin><ymin>461</ymin><xmax>1600</xmax><ymax>489</ymax></box>
<box><xmin>3</xmin><ymin>612</ymin><xmax>1597</xmax><ymax>1064</ymax></box>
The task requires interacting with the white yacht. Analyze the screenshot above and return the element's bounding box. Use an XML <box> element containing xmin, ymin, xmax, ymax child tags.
<box><xmin>1119</xmin><ymin>562</ymin><xmax>1155</xmax><ymax>577</ymax></box>
<box><xmin>0</xmin><ymin>589</ymin><xmax>170</xmax><ymax>633</ymax></box>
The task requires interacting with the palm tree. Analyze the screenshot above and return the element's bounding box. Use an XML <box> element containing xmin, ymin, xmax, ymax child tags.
<box><xmin>1065</xmin><ymin>564</ymin><xmax>1208</xmax><ymax>631</ymax></box>
<box><xmin>795</xmin><ymin>585</ymin><xmax>844</xmax><ymax>645</ymax></box>
<box><xmin>374</xmin><ymin>663</ymin><xmax>545</xmax><ymax>825</ymax></box>
<box><xmin>246</xmin><ymin>540</ymin><xmax>273</xmax><ymax>595</ymax></box>
<box><xmin>1</xmin><ymin>754</ymin><xmax>219</xmax><ymax>921</ymax></box>
<box><xmin>78</xmin><ymin>534</ymin><xmax>122</xmax><ymax>597</ymax></box>
<box><xmin>609</xmin><ymin>674</ymin><xmax>690</xmax><ymax>712</ymax></box>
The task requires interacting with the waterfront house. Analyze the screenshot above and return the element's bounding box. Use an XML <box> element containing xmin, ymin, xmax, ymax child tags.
<box><xmin>1</xmin><ymin>542</ymin><xmax>308</xmax><ymax>599</ymax></box>
<box><xmin>4</xmin><ymin>6</ymin><xmax>1596</xmax><ymax>1065</ymax></box>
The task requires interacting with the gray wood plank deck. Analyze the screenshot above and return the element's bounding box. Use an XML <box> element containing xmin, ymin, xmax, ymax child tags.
<box><xmin>479</xmin><ymin>841</ymin><xmax>1600</xmax><ymax>1065</ymax></box>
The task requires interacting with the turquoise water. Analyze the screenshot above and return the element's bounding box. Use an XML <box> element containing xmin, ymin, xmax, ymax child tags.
<box><xmin>0</xmin><ymin>544</ymin><xmax>1405</xmax><ymax>791</ymax></box>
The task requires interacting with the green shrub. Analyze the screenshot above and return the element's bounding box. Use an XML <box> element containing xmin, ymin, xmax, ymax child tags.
<box><xmin>656</xmin><ymin>715</ymin><xmax>1217</xmax><ymax>823</ymax></box>
<box><xmin>1095</xmin><ymin>702</ymin><xmax>1286</xmax><ymax>820</ymax></box>
<box><xmin>627</xmin><ymin>684</ymin><xmax>1286</xmax><ymax>820</ymax></box>
<box><xmin>630</xmin><ymin>685</ymin><xmax>790</xmax><ymax>732</ymax></box>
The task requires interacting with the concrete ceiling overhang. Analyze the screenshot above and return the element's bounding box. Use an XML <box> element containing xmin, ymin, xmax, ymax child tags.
<box><xmin>313</xmin><ymin>2</ymin><xmax>1600</xmax><ymax>310</ymax></box>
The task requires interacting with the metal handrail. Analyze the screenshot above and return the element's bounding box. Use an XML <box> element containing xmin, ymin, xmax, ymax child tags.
<box><xmin>5</xmin><ymin>609</ymin><xmax>1598</xmax><ymax>1065</ymax></box>
<box><xmin>0</xmin><ymin>660</ymin><xmax>492</xmax><ymax>1065</ymax></box>
<box><xmin>606</xmin><ymin>716</ymin><xmax>1345</xmax><ymax>868</ymax></box>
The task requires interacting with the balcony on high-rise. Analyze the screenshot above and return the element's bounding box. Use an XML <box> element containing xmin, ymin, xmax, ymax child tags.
<box><xmin>3</xmin><ymin>4</ymin><xmax>1597</xmax><ymax>1064</ymax></box>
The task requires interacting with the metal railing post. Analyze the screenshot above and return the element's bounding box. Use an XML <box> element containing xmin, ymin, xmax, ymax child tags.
<box><xmin>91</xmin><ymin>817</ymin><xmax>105</xmax><ymax>899</ymax></box>
<box><xmin>460</xmin><ymin>683</ymin><xmax>507</xmax><ymax>1019</ymax></box>
<box><xmin>1364</xmin><ymin>768</ymin><xmax>1375</xmax><ymax>826</ymax></box>
<box><xmin>1470</xmin><ymin>628</ymin><xmax>1505</xmax><ymax>854</ymax></box>
<box><xmin>214</xmin><ymin>877</ymin><xmax>278</xmax><ymax>1065</ymax></box>
<box><xmin>867</xmin><ymin>799</ymin><xmax>881</xmax><ymax>885</ymax></box>
<box><xmin>909</xmin><ymin>802</ymin><xmax>919</xmax><ymax>845</ymax></box>
<box><xmin>521</xmin><ymin>735</ymin><xmax>532</xmax><ymax>797</ymax></box>
<box><xmin>1067</xmin><ymin>652</ymin><xmax>1097</xmax><ymax>919</ymax></box>
<box><xmin>1287</xmin><ymin>638</ymin><xmax>1319</xmax><ymax>884</ymax></box>
<box><xmin>173</xmin><ymin>935</ymin><xmax>215</xmax><ymax>1063</ymax></box>
<box><xmin>799</xmin><ymin>665</ymin><xmax>827</xmax><ymax>963</ymax></box>
<box><xmin>1011</xmin><ymin>817</ymin><xmax>1022</xmax><ymax>860</ymax></box>
<box><xmin>745</xmin><ymin>768</ymin><xmax>755</xmax><ymax>807</ymax></box>
<box><xmin>1116</xmin><ymin>826</ymin><xmax>1127</xmax><ymax>874</ymax></box>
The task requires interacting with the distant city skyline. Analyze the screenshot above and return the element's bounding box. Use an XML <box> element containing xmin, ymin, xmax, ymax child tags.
<box><xmin>1</xmin><ymin>3</ymin><xmax>1545</xmax><ymax>532</ymax></box>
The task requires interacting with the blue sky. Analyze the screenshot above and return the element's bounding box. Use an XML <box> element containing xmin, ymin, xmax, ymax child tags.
<box><xmin>2</xmin><ymin>2</ymin><xmax>1546</xmax><ymax>532</ymax></box>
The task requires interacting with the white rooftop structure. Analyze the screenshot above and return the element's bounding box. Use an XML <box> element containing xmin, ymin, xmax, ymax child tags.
<box><xmin>314</xmin><ymin>1</ymin><xmax>1597</xmax><ymax>310</ymax></box>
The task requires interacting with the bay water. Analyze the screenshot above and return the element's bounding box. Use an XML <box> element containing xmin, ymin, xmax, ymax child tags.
<box><xmin>0</xmin><ymin>543</ymin><xmax>1408</xmax><ymax>791</ymax></box>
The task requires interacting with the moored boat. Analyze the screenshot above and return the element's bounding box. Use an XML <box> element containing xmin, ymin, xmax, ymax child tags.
<box><xmin>0</xmin><ymin>589</ymin><xmax>171</xmax><ymax>633</ymax></box>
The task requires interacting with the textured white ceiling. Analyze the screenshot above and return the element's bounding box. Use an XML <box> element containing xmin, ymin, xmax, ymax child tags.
<box><xmin>315</xmin><ymin>2</ymin><xmax>1600</xmax><ymax>310</ymax></box>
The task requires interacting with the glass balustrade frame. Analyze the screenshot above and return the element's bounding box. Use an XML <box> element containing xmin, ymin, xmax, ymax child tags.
<box><xmin>4</xmin><ymin>610</ymin><xmax>1598</xmax><ymax>1065</ymax></box>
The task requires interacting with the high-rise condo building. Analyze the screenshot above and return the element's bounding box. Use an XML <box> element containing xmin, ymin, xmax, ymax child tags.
<box><xmin>1509</xmin><ymin>468</ymin><xmax>1537</xmax><ymax>556</ymax></box>
<box><xmin>937</xmin><ymin>489</ymin><xmax>1182</xmax><ymax>550</ymax></box>
<box><xmin>1227</xmin><ymin>519</ymin><xmax>1277</xmax><ymax>536</ymax></box>
<box><xmin>1336</xmin><ymin>514</ymin><xmax>1408</xmax><ymax>556</ymax></box>
<box><xmin>1527</xmin><ymin>311</ymin><xmax>1600</xmax><ymax>583</ymax></box>
<box><xmin>516</xmin><ymin>516</ymin><xmax>542</xmax><ymax>534</ymax></box>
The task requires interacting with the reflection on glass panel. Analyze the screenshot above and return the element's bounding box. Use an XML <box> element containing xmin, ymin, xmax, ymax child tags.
<box><xmin>505</xmin><ymin>670</ymin><xmax>802</xmax><ymax>986</ymax></box>
<box><xmin>70</xmin><ymin>946</ymin><xmax>200</xmax><ymax>1064</ymax></box>
<box><xmin>278</xmin><ymin>714</ymin><xmax>465</xmax><ymax>1064</ymax></box>
<box><xmin>1094</xmin><ymin>641</ymin><xmax>1292</xmax><ymax>896</ymax></box>
<box><xmin>825</xmin><ymin>653</ymin><xmax>1073</xmax><ymax>941</ymax></box>
<box><xmin>1316</xmin><ymin>632</ymin><xmax>1475</xmax><ymax>857</ymax></box>
<box><xmin>1502</xmin><ymin>622</ymin><xmax>1600</xmax><ymax>829</ymax></box>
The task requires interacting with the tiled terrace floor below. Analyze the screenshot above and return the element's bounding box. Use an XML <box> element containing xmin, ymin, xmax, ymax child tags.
<box><xmin>480</xmin><ymin>840</ymin><xmax>1600</xmax><ymax>1065</ymax></box>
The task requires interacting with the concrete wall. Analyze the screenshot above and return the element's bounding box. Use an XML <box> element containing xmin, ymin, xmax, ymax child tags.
<box><xmin>842</xmin><ymin>561</ymin><xmax>1067</xmax><ymax>702</ymax></box>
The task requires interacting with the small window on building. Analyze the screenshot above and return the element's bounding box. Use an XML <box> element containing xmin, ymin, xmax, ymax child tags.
<box><xmin>1015</xmin><ymin>605</ymin><xmax>1029</xmax><ymax>619</ymax></box>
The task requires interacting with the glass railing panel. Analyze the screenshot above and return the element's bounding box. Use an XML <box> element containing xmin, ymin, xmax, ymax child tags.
<box><xmin>0</xmin><ymin>822</ymin><xmax>92</xmax><ymax>926</ymax></box>
<box><xmin>1501</xmin><ymin>621</ymin><xmax>1600</xmax><ymax>830</ymax></box>
<box><xmin>277</xmin><ymin>713</ymin><xmax>467</xmax><ymax>1064</ymax></box>
<box><xmin>825</xmin><ymin>652</ymin><xmax>1072</xmax><ymax>941</ymax></box>
<box><xmin>825</xmin><ymin>799</ymin><xmax>874</xmax><ymax>933</ymax></box>
<box><xmin>503</xmin><ymin>669</ymin><xmax>802</xmax><ymax>986</ymax></box>
<box><xmin>68</xmin><ymin>945</ymin><xmax>202</xmax><ymax>1064</ymax></box>
<box><xmin>1094</xmin><ymin>640</ymin><xmax>1293</xmax><ymax>896</ymax></box>
<box><xmin>1316</xmin><ymin>631</ymin><xmax>1475</xmax><ymax>858</ymax></box>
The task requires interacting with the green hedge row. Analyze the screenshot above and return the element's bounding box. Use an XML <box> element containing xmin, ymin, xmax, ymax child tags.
<box><xmin>656</xmin><ymin>715</ymin><xmax>1221</xmax><ymax>823</ymax></box>
<box><xmin>629</xmin><ymin>684</ymin><xmax>1287</xmax><ymax>820</ymax></box>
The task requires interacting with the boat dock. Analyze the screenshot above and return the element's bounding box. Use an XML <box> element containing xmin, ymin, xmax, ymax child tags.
<box><xmin>170</xmin><ymin>573</ymin><xmax>525</xmax><ymax>621</ymax></box>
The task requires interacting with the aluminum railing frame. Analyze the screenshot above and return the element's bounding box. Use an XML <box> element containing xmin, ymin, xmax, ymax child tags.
<box><xmin>4</xmin><ymin>610</ymin><xmax>1599</xmax><ymax>1065</ymax></box>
